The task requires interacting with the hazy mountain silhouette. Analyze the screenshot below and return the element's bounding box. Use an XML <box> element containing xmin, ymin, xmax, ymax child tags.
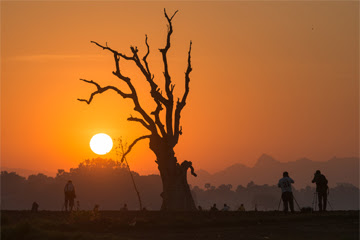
<box><xmin>189</xmin><ymin>155</ymin><xmax>359</xmax><ymax>189</ymax></box>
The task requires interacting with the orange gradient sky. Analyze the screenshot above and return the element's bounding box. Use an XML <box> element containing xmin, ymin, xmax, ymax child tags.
<box><xmin>1</xmin><ymin>1</ymin><xmax>359</xmax><ymax>176</ymax></box>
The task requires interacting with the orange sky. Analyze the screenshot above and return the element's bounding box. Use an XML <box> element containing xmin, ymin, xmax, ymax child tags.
<box><xmin>1</xmin><ymin>1</ymin><xmax>359</xmax><ymax>176</ymax></box>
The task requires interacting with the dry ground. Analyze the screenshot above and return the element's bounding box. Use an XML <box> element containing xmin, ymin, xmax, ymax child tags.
<box><xmin>1</xmin><ymin>210</ymin><xmax>358</xmax><ymax>240</ymax></box>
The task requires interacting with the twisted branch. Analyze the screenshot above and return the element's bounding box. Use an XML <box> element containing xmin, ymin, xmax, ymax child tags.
<box><xmin>173</xmin><ymin>41</ymin><xmax>192</xmax><ymax>145</ymax></box>
<box><xmin>79</xmin><ymin>9</ymin><xmax>191</xmax><ymax>147</ymax></box>
<box><xmin>128</xmin><ymin>116</ymin><xmax>150</xmax><ymax>130</ymax></box>
<box><xmin>151</xmin><ymin>102</ymin><xmax>166</xmax><ymax>137</ymax></box>
<box><xmin>143</xmin><ymin>35</ymin><xmax>151</xmax><ymax>75</ymax></box>
<box><xmin>160</xmin><ymin>8</ymin><xmax>178</xmax><ymax>137</ymax></box>
<box><xmin>180</xmin><ymin>160</ymin><xmax>197</xmax><ymax>177</ymax></box>
<box><xmin>92</xmin><ymin>41</ymin><xmax>159</xmax><ymax>133</ymax></box>
<box><xmin>121</xmin><ymin>135</ymin><xmax>152</xmax><ymax>162</ymax></box>
<box><xmin>77</xmin><ymin>79</ymin><xmax>133</xmax><ymax>104</ymax></box>
<box><xmin>91</xmin><ymin>41</ymin><xmax>134</xmax><ymax>61</ymax></box>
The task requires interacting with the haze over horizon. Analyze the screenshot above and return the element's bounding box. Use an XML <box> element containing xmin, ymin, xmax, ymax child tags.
<box><xmin>1</xmin><ymin>1</ymin><xmax>358</xmax><ymax>176</ymax></box>
<box><xmin>2</xmin><ymin>155</ymin><xmax>358</xmax><ymax>182</ymax></box>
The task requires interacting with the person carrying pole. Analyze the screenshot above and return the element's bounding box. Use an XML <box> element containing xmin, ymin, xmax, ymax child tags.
<box><xmin>312</xmin><ymin>170</ymin><xmax>328</xmax><ymax>212</ymax></box>
<box><xmin>278</xmin><ymin>171</ymin><xmax>295</xmax><ymax>213</ymax></box>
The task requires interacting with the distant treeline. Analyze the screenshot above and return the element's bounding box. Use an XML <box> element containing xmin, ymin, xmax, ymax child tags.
<box><xmin>1</xmin><ymin>158</ymin><xmax>359</xmax><ymax>211</ymax></box>
<box><xmin>191</xmin><ymin>182</ymin><xmax>359</xmax><ymax>211</ymax></box>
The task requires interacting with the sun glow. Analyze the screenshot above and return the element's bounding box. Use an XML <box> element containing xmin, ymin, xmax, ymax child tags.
<box><xmin>90</xmin><ymin>133</ymin><xmax>113</xmax><ymax>155</ymax></box>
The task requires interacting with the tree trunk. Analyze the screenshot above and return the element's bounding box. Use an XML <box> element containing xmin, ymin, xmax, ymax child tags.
<box><xmin>150</xmin><ymin>135</ymin><xmax>196</xmax><ymax>211</ymax></box>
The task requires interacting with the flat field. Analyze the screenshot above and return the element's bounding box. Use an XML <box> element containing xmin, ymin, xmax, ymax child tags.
<box><xmin>1</xmin><ymin>210</ymin><xmax>358</xmax><ymax>240</ymax></box>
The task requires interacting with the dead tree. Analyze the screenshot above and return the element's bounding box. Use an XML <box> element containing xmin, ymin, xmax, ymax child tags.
<box><xmin>78</xmin><ymin>9</ymin><xmax>197</xmax><ymax>210</ymax></box>
<box><xmin>115</xmin><ymin>138</ymin><xmax>143</xmax><ymax>211</ymax></box>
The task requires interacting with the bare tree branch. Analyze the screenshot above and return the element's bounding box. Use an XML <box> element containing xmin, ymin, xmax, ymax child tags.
<box><xmin>91</xmin><ymin>41</ymin><xmax>134</xmax><ymax>61</ymax></box>
<box><xmin>160</xmin><ymin>8</ymin><xmax>178</xmax><ymax>137</ymax></box>
<box><xmin>116</xmin><ymin>138</ymin><xmax>143</xmax><ymax>210</ymax></box>
<box><xmin>77</xmin><ymin>79</ymin><xmax>133</xmax><ymax>104</ymax></box>
<box><xmin>161</xmin><ymin>9</ymin><xmax>178</xmax><ymax>97</ymax></box>
<box><xmin>164</xmin><ymin>9</ymin><xmax>178</xmax><ymax>21</ymax></box>
<box><xmin>132</xmin><ymin>36</ymin><xmax>168</xmax><ymax>107</ymax></box>
<box><xmin>144</xmin><ymin>37</ymin><xmax>167</xmax><ymax>137</ymax></box>
<box><xmin>173</xmin><ymin>41</ymin><xmax>192</xmax><ymax>145</ymax></box>
<box><xmin>81</xmin><ymin>9</ymin><xmax>190</xmax><ymax>147</ymax></box>
<box><xmin>180</xmin><ymin>160</ymin><xmax>197</xmax><ymax>177</ymax></box>
<box><xmin>109</xmin><ymin>48</ymin><xmax>158</xmax><ymax>134</ymax></box>
<box><xmin>128</xmin><ymin>116</ymin><xmax>150</xmax><ymax>130</ymax></box>
<box><xmin>92</xmin><ymin>37</ymin><xmax>169</xmax><ymax>137</ymax></box>
<box><xmin>79</xmin><ymin>52</ymin><xmax>158</xmax><ymax>134</ymax></box>
<box><xmin>143</xmin><ymin>35</ymin><xmax>151</xmax><ymax>75</ymax></box>
<box><xmin>121</xmin><ymin>135</ymin><xmax>152</xmax><ymax>162</ymax></box>
<box><xmin>151</xmin><ymin>101</ymin><xmax>167</xmax><ymax>137</ymax></box>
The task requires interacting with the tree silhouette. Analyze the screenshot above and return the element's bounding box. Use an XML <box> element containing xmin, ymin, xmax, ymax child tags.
<box><xmin>115</xmin><ymin>138</ymin><xmax>143</xmax><ymax>210</ymax></box>
<box><xmin>78</xmin><ymin>9</ymin><xmax>196</xmax><ymax>210</ymax></box>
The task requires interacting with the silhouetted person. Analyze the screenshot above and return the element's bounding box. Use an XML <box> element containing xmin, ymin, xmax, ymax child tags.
<box><xmin>64</xmin><ymin>180</ymin><xmax>76</xmax><ymax>212</ymax></box>
<box><xmin>312</xmin><ymin>170</ymin><xmax>328</xmax><ymax>212</ymax></box>
<box><xmin>31</xmin><ymin>202</ymin><xmax>39</xmax><ymax>212</ymax></box>
<box><xmin>120</xmin><ymin>203</ymin><xmax>128</xmax><ymax>211</ymax></box>
<box><xmin>238</xmin><ymin>203</ymin><xmax>245</xmax><ymax>212</ymax></box>
<box><xmin>278</xmin><ymin>171</ymin><xmax>295</xmax><ymax>213</ymax></box>
<box><xmin>221</xmin><ymin>203</ymin><xmax>230</xmax><ymax>211</ymax></box>
<box><xmin>210</xmin><ymin>203</ymin><xmax>218</xmax><ymax>211</ymax></box>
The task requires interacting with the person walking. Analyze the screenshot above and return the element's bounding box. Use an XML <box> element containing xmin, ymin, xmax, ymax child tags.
<box><xmin>278</xmin><ymin>171</ymin><xmax>295</xmax><ymax>213</ymax></box>
<box><xmin>312</xmin><ymin>170</ymin><xmax>328</xmax><ymax>212</ymax></box>
<box><xmin>64</xmin><ymin>180</ymin><xmax>76</xmax><ymax>212</ymax></box>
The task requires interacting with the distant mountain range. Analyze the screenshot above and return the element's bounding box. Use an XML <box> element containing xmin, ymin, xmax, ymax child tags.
<box><xmin>188</xmin><ymin>155</ymin><xmax>359</xmax><ymax>189</ymax></box>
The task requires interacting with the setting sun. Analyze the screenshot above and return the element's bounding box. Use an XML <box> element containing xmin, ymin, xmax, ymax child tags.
<box><xmin>90</xmin><ymin>133</ymin><xmax>113</xmax><ymax>155</ymax></box>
